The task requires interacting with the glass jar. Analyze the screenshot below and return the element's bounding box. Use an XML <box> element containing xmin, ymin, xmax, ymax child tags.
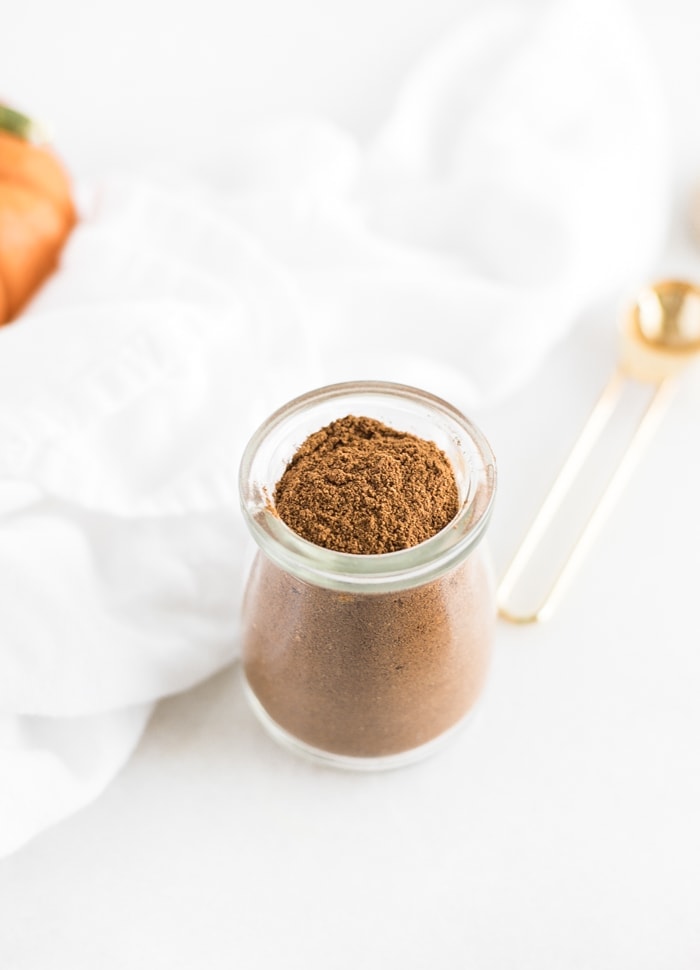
<box><xmin>238</xmin><ymin>381</ymin><xmax>497</xmax><ymax>770</ymax></box>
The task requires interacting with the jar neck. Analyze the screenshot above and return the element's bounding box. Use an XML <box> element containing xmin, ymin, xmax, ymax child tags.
<box><xmin>247</xmin><ymin>484</ymin><xmax>495</xmax><ymax>593</ymax></box>
<box><xmin>239</xmin><ymin>381</ymin><xmax>497</xmax><ymax>593</ymax></box>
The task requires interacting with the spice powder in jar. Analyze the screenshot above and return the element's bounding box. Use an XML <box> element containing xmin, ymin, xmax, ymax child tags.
<box><xmin>239</xmin><ymin>382</ymin><xmax>497</xmax><ymax>769</ymax></box>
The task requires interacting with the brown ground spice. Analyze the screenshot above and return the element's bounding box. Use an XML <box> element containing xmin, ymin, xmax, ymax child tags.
<box><xmin>242</xmin><ymin>414</ymin><xmax>494</xmax><ymax>760</ymax></box>
<box><xmin>274</xmin><ymin>415</ymin><xmax>459</xmax><ymax>554</ymax></box>
<box><xmin>243</xmin><ymin>554</ymin><xmax>494</xmax><ymax>758</ymax></box>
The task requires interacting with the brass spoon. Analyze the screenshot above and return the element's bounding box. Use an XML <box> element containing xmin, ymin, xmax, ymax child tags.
<box><xmin>498</xmin><ymin>279</ymin><xmax>700</xmax><ymax>624</ymax></box>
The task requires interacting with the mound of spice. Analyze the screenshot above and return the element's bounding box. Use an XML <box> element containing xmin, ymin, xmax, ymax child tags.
<box><xmin>274</xmin><ymin>415</ymin><xmax>459</xmax><ymax>554</ymax></box>
<box><xmin>242</xmin><ymin>412</ymin><xmax>495</xmax><ymax>761</ymax></box>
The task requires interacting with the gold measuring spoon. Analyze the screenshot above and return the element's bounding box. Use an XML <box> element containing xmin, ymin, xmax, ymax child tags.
<box><xmin>498</xmin><ymin>279</ymin><xmax>700</xmax><ymax>625</ymax></box>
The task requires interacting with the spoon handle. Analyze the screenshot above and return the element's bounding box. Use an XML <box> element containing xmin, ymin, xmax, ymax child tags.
<box><xmin>497</xmin><ymin>370</ymin><xmax>676</xmax><ymax>624</ymax></box>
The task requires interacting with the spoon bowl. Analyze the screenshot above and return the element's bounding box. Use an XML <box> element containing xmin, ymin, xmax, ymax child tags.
<box><xmin>622</xmin><ymin>279</ymin><xmax>700</xmax><ymax>382</ymax></box>
<box><xmin>631</xmin><ymin>279</ymin><xmax>700</xmax><ymax>352</ymax></box>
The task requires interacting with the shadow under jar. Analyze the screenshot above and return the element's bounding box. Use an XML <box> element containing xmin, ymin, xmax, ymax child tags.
<box><xmin>238</xmin><ymin>381</ymin><xmax>497</xmax><ymax>770</ymax></box>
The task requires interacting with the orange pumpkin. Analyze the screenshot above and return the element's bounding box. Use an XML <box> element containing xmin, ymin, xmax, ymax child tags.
<box><xmin>0</xmin><ymin>104</ymin><xmax>76</xmax><ymax>323</ymax></box>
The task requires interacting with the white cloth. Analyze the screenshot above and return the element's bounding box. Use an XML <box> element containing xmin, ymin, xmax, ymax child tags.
<box><xmin>0</xmin><ymin>0</ymin><xmax>669</xmax><ymax>856</ymax></box>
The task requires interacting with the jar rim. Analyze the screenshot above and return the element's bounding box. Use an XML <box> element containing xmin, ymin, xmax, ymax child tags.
<box><xmin>238</xmin><ymin>381</ymin><xmax>497</xmax><ymax>592</ymax></box>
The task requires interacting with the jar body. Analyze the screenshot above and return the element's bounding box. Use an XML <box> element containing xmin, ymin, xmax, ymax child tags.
<box><xmin>239</xmin><ymin>381</ymin><xmax>497</xmax><ymax>769</ymax></box>
<box><xmin>242</xmin><ymin>547</ymin><xmax>495</xmax><ymax>764</ymax></box>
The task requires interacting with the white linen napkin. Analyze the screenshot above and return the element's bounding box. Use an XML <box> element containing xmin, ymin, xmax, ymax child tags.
<box><xmin>0</xmin><ymin>0</ymin><xmax>668</xmax><ymax>856</ymax></box>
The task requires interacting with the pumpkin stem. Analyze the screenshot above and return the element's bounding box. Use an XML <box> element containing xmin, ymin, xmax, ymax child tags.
<box><xmin>0</xmin><ymin>104</ymin><xmax>48</xmax><ymax>144</ymax></box>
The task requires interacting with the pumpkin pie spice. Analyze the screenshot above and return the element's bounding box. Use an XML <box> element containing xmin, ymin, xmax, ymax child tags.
<box><xmin>242</xmin><ymin>414</ymin><xmax>494</xmax><ymax>759</ymax></box>
<box><xmin>274</xmin><ymin>415</ymin><xmax>459</xmax><ymax>555</ymax></box>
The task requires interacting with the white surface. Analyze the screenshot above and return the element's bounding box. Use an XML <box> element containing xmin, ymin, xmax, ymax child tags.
<box><xmin>1</xmin><ymin>0</ymin><xmax>700</xmax><ymax>967</ymax></box>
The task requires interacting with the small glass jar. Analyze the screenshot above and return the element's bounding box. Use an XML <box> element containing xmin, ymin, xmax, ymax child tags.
<box><xmin>238</xmin><ymin>381</ymin><xmax>497</xmax><ymax>770</ymax></box>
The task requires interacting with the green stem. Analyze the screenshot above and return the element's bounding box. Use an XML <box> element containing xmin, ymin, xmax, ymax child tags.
<box><xmin>0</xmin><ymin>104</ymin><xmax>46</xmax><ymax>143</ymax></box>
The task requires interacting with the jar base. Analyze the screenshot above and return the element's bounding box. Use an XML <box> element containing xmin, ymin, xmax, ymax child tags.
<box><xmin>242</xmin><ymin>675</ymin><xmax>476</xmax><ymax>772</ymax></box>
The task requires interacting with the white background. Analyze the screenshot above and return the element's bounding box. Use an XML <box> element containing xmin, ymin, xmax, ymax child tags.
<box><xmin>2</xmin><ymin>1</ymin><xmax>700</xmax><ymax>967</ymax></box>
